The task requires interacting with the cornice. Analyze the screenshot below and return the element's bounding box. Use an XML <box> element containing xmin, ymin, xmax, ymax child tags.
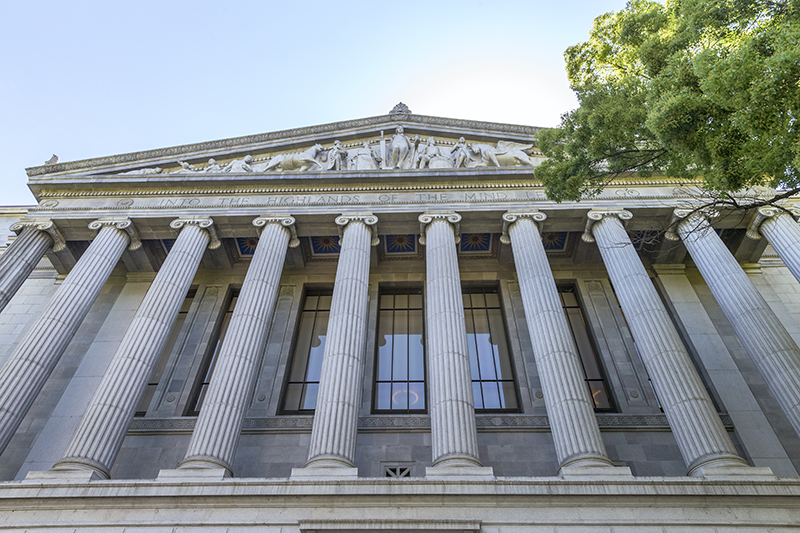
<box><xmin>26</xmin><ymin>113</ymin><xmax>542</xmax><ymax>177</ymax></box>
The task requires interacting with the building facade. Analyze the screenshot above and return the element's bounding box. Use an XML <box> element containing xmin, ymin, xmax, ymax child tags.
<box><xmin>0</xmin><ymin>106</ymin><xmax>799</xmax><ymax>531</ymax></box>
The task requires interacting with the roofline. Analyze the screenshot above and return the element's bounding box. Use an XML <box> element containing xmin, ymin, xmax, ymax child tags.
<box><xmin>26</xmin><ymin>113</ymin><xmax>544</xmax><ymax>178</ymax></box>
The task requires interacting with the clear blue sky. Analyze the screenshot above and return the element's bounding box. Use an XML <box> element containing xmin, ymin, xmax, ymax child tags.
<box><xmin>0</xmin><ymin>0</ymin><xmax>629</xmax><ymax>206</ymax></box>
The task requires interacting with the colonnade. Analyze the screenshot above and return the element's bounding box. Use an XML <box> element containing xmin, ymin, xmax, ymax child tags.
<box><xmin>0</xmin><ymin>206</ymin><xmax>798</xmax><ymax>479</ymax></box>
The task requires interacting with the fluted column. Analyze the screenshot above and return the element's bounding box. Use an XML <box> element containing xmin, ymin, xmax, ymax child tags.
<box><xmin>179</xmin><ymin>215</ymin><xmax>299</xmax><ymax>475</ymax></box>
<box><xmin>747</xmin><ymin>206</ymin><xmax>800</xmax><ymax>283</ymax></box>
<box><xmin>671</xmin><ymin>208</ymin><xmax>800</xmax><ymax>440</ymax></box>
<box><xmin>419</xmin><ymin>212</ymin><xmax>483</xmax><ymax>469</ymax></box>
<box><xmin>585</xmin><ymin>210</ymin><xmax>748</xmax><ymax>475</ymax></box>
<box><xmin>303</xmin><ymin>214</ymin><xmax>378</xmax><ymax>470</ymax></box>
<box><xmin>501</xmin><ymin>211</ymin><xmax>615</xmax><ymax>473</ymax></box>
<box><xmin>0</xmin><ymin>221</ymin><xmax>63</xmax><ymax>313</ymax></box>
<box><xmin>53</xmin><ymin>217</ymin><xmax>219</xmax><ymax>478</ymax></box>
<box><xmin>0</xmin><ymin>219</ymin><xmax>135</xmax><ymax>456</ymax></box>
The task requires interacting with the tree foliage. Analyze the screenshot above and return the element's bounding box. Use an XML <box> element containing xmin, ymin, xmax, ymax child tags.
<box><xmin>537</xmin><ymin>0</ymin><xmax>800</xmax><ymax>202</ymax></box>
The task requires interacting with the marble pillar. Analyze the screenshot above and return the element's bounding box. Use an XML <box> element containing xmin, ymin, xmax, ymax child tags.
<box><xmin>178</xmin><ymin>216</ymin><xmax>298</xmax><ymax>475</ymax></box>
<box><xmin>53</xmin><ymin>218</ymin><xmax>218</xmax><ymax>478</ymax></box>
<box><xmin>585</xmin><ymin>210</ymin><xmax>749</xmax><ymax>475</ymax></box>
<box><xmin>0</xmin><ymin>220</ymin><xmax>135</xmax><ymax>456</ymax></box>
<box><xmin>671</xmin><ymin>208</ymin><xmax>800</xmax><ymax>441</ymax></box>
<box><xmin>502</xmin><ymin>211</ymin><xmax>616</xmax><ymax>473</ymax></box>
<box><xmin>419</xmin><ymin>212</ymin><xmax>484</xmax><ymax>471</ymax></box>
<box><xmin>0</xmin><ymin>222</ymin><xmax>63</xmax><ymax>313</ymax></box>
<box><xmin>302</xmin><ymin>214</ymin><xmax>377</xmax><ymax>471</ymax></box>
<box><xmin>747</xmin><ymin>206</ymin><xmax>800</xmax><ymax>284</ymax></box>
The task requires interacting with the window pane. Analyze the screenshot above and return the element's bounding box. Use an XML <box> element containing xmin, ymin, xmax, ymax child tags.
<box><xmin>566</xmin><ymin>308</ymin><xmax>602</xmax><ymax>379</ymax></box>
<box><xmin>463</xmin><ymin>287</ymin><xmax>518</xmax><ymax>412</ymax></box>
<box><xmin>289</xmin><ymin>314</ymin><xmax>315</xmax><ymax>382</ymax></box>
<box><xmin>304</xmin><ymin>295</ymin><xmax>319</xmax><ymax>310</ymax></box>
<box><xmin>284</xmin><ymin>383</ymin><xmax>303</xmax><ymax>412</ymax></box>
<box><xmin>318</xmin><ymin>294</ymin><xmax>332</xmax><ymax>310</ymax></box>
<box><xmin>561</xmin><ymin>291</ymin><xmax>578</xmax><ymax>307</ymax></box>
<box><xmin>373</xmin><ymin>288</ymin><xmax>426</xmax><ymax>413</ymax></box>
<box><xmin>302</xmin><ymin>383</ymin><xmax>319</xmax><ymax>410</ymax></box>
<box><xmin>589</xmin><ymin>381</ymin><xmax>611</xmax><ymax>410</ymax></box>
<box><xmin>305</xmin><ymin>311</ymin><xmax>329</xmax><ymax>382</ymax></box>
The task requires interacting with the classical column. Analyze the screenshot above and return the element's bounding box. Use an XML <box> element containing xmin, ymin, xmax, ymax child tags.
<box><xmin>0</xmin><ymin>221</ymin><xmax>64</xmax><ymax>313</ymax></box>
<box><xmin>501</xmin><ymin>211</ymin><xmax>619</xmax><ymax>474</ymax></box>
<box><xmin>747</xmin><ymin>206</ymin><xmax>800</xmax><ymax>283</ymax></box>
<box><xmin>301</xmin><ymin>214</ymin><xmax>378</xmax><ymax>473</ymax></box>
<box><xmin>584</xmin><ymin>210</ymin><xmax>750</xmax><ymax>475</ymax></box>
<box><xmin>53</xmin><ymin>217</ymin><xmax>219</xmax><ymax>479</ymax></box>
<box><xmin>0</xmin><ymin>219</ymin><xmax>136</xmax><ymax>456</ymax></box>
<box><xmin>670</xmin><ymin>208</ymin><xmax>800</xmax><ymax>441</ymax></box>
<box><xmin>419</xmin><ymin>212</ymin><xmax>488</xmax><ymax>474</ymax></box>
<box><xmin>178</xmin><ymin>216</ymin><xmax>299</xmax><ymax>475</ymax></box>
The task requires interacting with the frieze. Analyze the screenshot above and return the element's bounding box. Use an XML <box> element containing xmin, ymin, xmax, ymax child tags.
<box><xmin>127</xmin><ymin>413</ymin><xmax>734</xmax><ymax>433</ymax></box>
<box><xmin>26</xmin><ymin>114</ymin><xmax>542</xmax><ymax>177</ymax></box>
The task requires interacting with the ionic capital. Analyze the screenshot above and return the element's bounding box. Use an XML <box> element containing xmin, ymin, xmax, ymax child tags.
<box><xmin>664</xmin><ymin>208</ymin><xmax>719</xmax><ymax>241</ymax></box>
<box><xmin>169</xmin><ymin>217</ymin><xmax>221</xmax><ymax>249</ymax></box>
<box><xmin>253</xmin><ymin>215</ymin><xmax>300</xmax><ymax>248</ymax></box>
<box><xmin>11</xmin><ymin>219</ymin><xmax>66</xmax><ymax>252</ymax></box>
<box><xmin>418</xmin><ymin>212</ymin><xmax>461</xmax><ymax>246</ymax></box>
<box><xmin>335</xmin><ymin>213</ymin><xmax>380</xmax><ymax>246</ymax></box>
<box><xmin>581</xmin><ymin>209</ymin><xmax>633</xmax><ymax>243</ymax></box>
<box><xmin>500</xmin><ymin>211</ymin><xmax>547</xmax><ymax>245</ymax></box>
<box><xmin>87</xmin><ymin>218</ymin><xmax>141</xmax><ymax>251</ymax></box>
<box><xmin>746</xmin><ymin>205</ymin><xmax>800</xmax><ymax>240</ymax></box>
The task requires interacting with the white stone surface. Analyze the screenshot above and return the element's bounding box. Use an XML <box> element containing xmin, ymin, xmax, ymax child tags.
<box><xmin>0</xmin><ymin>227</ymin><xmax>53</xmax><ymax>313</ymax></box>
<box><xmin>180</xmin><ymin>217</ymin><xmax>295</xmax><ymax>475</ymax></box>
<box><xmin>677</xmin><ymin>210</ymin><xmax>800</xmax><ymax>441</ymax></box>
<box><xmin>0</xmin><ymin>223</ymin><xmax>130</xmax><ymax>457</ymax></box>
<box><xmin>53</xmin><ymin>221</ymin><xmax>212</xmax><ymax>478</ymax></box>
<box><xmin>303</xmin><ymin>215</ymin><xmax>375</xmax><ymax>470</ymax></box>
<box><xmin>420</xmin><ymin>212</ymin><xmax>483</xmax><ymax>469</ymax></box>
<box><xmin>587</xmin><ymin>210</ymin><xmax>749</xmax><ymax>475</ymax></box>
<box><xmin>504</xmin><ymin>212</ymin><xmax>615</xmax><ymax>472</ymax></box>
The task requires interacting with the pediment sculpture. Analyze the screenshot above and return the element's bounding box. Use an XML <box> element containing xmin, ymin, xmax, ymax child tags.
<box><xmin>111</xmin><ymin>131</ymin><xmax>540</xmax><ymax>175</ymax></box>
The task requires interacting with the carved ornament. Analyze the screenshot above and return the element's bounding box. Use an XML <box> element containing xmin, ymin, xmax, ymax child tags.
<box><xmin>169</xmin><ymin>217</ymin><xmax>221</xmax><ymax>250</ymax></box>
<box><xmin>11</xmin><ymin>219</ymin><xmax>67</xmax><ymax>252</ymax></box>
<box><xmin>418</xmin><ymin>212</ymin><xmax>461</xmax><ymax>246</ymax></box>
<box><xmin>253</xmin><ymin>215</ymin><xmax>300</xmax><ymax>248</ymax></box>
<box><xmin>581</xmin><ymin>209</ymin><xmax>633</xmax><ymax>243</ymax></box>
<box><xmin>87</xmin><ymin>218</ymin><xmax>142</xmax><ymax>251</ymax></box>
<box><xmin>335</xmin><ymin>213</ymin><xmax>380</xmax><ymax>246</ymax></box>
<box><xmin>745</xmin><ymin>205</ymin><xmax>800</xmax><ymax>240</ymax></box>
<box><xmin>500</xmin><ymin>210</ymin><xmax>547</xmax><ymax>245</ymax></box>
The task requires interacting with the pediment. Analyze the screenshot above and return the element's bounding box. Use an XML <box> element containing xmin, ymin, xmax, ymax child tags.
<box><xmin>26</xmin><ymin>105</ymin><xmax>545</xmax><ymax>179</ymax></box>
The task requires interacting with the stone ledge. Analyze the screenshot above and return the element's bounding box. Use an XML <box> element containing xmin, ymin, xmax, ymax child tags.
<box><xmin>290</xmin><ymin>467</ymin><xmax>359</xmax><ymax>480</ymax></box>
<box><xmin>425</xmin><ymin>466</ymin><xmax>495</xmax><ymax>480</ymax></box>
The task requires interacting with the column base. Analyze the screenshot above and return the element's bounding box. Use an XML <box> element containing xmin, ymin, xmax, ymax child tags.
<box><xmin>559</xmin><ymin>465</ymin><xmax>634</xmax><ymax>479</ymax></box>
<box><xmin>425</xmin><ymin>466</ymin><xmax>495</xmax><ymax>480</ymax></box>
<box><xmin>24</xmin><ymin>469</ymin><xmax>105</xmax><ymax>482</ymax></box>
<box><xmin>290</xmin><ymin>467</ymin><xmax>359</xmax><ymax>480</ymax></box>
<box><xmin>157</xmin><ymin>468</ymin><xmax>231</xmax><ymax>481</ymax></box>
<box><xmin>692</xmin><ymin>465</ymin><xmax>775</xmax><ymax>478</ymax></box>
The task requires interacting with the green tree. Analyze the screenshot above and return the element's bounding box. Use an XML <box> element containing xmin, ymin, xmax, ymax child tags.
<box><xmin>537</xmin><ymin>0</ymin><xmax>800</xmax><ymax>205</ymax></box>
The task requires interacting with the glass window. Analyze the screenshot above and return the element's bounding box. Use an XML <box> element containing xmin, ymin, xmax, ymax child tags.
<box><xmin>374</xmin><ymin>288</ymin><xmax>426</xmax><ymax>413</ymax></box>
<box><xmin>135</xmin><ymin>287</ymin><xmax>196</xmax><ymax>417</ymax></box>
<box><xmin>463</xmin><ymin>287</ymin><xmax>518</xmax><ymax>412</ymax></box>
<box><xmin>186</xmin><ymin>289</ymin><xmax>239</xmax><ymax>416</ymax></box>
<box><xmin>281</xmin><ymin>289</ymin><xmax>333</xmax><ymax>412</ymax></box>
<box><xmin>558</xmin><ymin>286</ymin><xmax>613</xmax><ymax>410</ymax></box>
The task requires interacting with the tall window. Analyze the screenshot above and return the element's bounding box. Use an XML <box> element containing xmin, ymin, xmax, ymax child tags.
<box><xmin>374</xmin><ymin>288</ymin><xmax>426</xmax><ymax>413</ymax></box>
<box><xmin>186</xmin><ymin>289</ymin><xmax>239</xmax><ymax>416</ymax></box>
<box><xmin>135</xmin><ymin>287</ymin><xmax>197</xmax><ymax>417</ymax></box>
<box><xmin>282</xmin><ymin>289</ymin><xmax>332</xmax><ymax>412</ymax></box>
<box><xmin>558</xmin><ymin>286</ymin><xmax>613</xmax><ymax>410</ymax></box>
<box><xmin>463</xmin><ymin>287</ymin><xmax>518</xmax><ymax>411</ymax></box>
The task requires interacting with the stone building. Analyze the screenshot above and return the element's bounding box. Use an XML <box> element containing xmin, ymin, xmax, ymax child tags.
<box><xmin>0</xmin><ymin>106</ymin><xmax>798</xmax><ymax>531</ymax></box>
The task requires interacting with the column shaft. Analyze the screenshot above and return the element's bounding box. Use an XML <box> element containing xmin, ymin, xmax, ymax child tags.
<box><xmin>506</xmin><ymin>214</ymin><xmax>612</xmax><ymax>470</ymax></box>
<box><xmin>0</xmin><ymin>224</ymin><xmax>129</xmax><ymax>455</ymax></box>
<box><xmin>422</xmin><ymin>214</ymin><xmax>482</xmax><ymax>467</ymax></box>
<box><xmin>180</xmin><ymin>218</ymin><xmax>294</xmax><ymax>474</ymax></box>
<box><xmin>679</xmin><ymin>212</ymin><xmax>800</xmax><ymax>439</ymax></box>
<box><xmin>589</xmin><ymin>212</ymin><xmax>746</xmax><ymax>474</ymax></box>
<box><xmin>54</xmin><ymin>221</ymin><xmax>211</xmax><ymax>478</ymax></box>
<box><xmin>0</xmin><ymin>227</ymin><xmax>54</xmax><ymax>313</ymax></box>
<box><xmin>759</xmin><ymin>212</ymin><xmax>800</xmax><ymax>284</ymax></box>
<box><xmin>305</xmin><ymin>216</ymin><xmax>374</xmax><ymax>468</ymax></box>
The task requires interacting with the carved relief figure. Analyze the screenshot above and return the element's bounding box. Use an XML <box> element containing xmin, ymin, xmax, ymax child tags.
<box><xmin>204</xmin><ymin>159</ymin><xmax>223</xmax><ymax>172</ymax></box>
<box><xmin>450</xmin><ymin>137</ymin><xmax>472</xmax><ymax>168</ymax></box>
<box><xmin>263</xmin><ymin>144</ymin><xmax>324</xmax><ymax>172</ymax></box>
<box><xmin>222</xmin><ymin>155</ymin><xmax>253</xmax><ymax>173</ymax></box>
<box><xmin>327</xmin><ymin>141</ymin><xmax>348</xmax><ymax>171</ymax></box>
<box><xmin>120</xmin><ymin>167</ymin><xmax>163</xmax><ymax>175</ymax></box>
<box><xmin>417</xmin><ymin>137</ymin><xmax>453</xmax><ymax>169</ymax></box>
<box><xmin>172</xmin><ymin>161</ymin><xmax>198</xmax><ymax>173</ymax></box>
<box><xmin>388</xmin><ymin>126</ymin><xmax>412</xmax><ymax>169</ymax></box>
<box><xmin>471</xmin><ymin>141</ymin><xmax>538</xmax><ymax>167</ymax></box>
<box><xmin>350</xmin><ymin>141</ymin><xmax>381</xmax><ymax>170</ymax></box>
